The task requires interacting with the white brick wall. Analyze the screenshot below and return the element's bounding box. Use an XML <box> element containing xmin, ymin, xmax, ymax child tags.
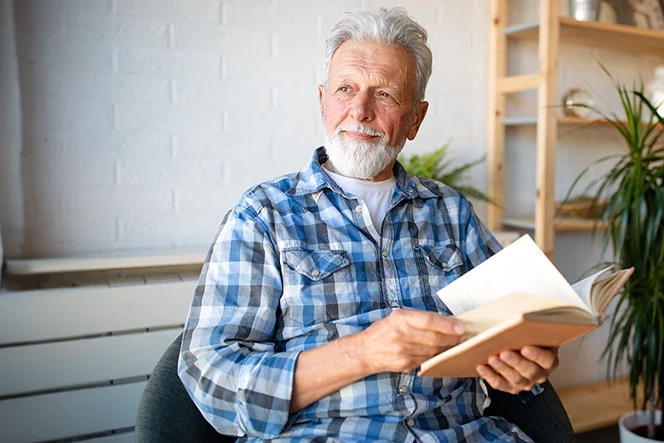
<box><xmin>1</xmin><ymin>0</ymin><xmax>662</xmax><ymax>392</ymax></box>
<box><xmin>3</xmin><ymin>0</ymin><xmax>493</xmax><ymax>256</ymax></box>
<box><xmin>1</xmin><ymin>0</ymin><xmax>662</xmax><ymax>263</ymax></box>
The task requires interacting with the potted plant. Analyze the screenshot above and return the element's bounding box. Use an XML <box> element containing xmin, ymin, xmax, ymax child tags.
<box><xmin>399</xmin><ymin>141</ymin><xmax>494</xmax><ymax>204</ymax></box>
<box><xmin>565</xmin><ymin>68</ymin><xmax>664</xmax><ymax>441</ymax></box>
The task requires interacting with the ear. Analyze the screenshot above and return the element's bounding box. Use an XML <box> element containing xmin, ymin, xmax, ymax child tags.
<box><xmin>318</xmin><ymin>84</ymin><xmax>326</xmax><ymax>114</ymax></box>
<box><xmin>407</xmin><ymin>101</ymin><xmax>429</xmax><ymax>140</ymax></box>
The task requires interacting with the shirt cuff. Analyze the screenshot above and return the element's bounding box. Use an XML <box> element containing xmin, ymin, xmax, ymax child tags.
<box><xmin>517</xmin><ymin>382</ymin><xmax>545</xmax><ymax>403</ymax></box>
<box><xmin>234</xmin><ymin>350</ymin><xmax>302</xmax><ymax>437</ymax></box>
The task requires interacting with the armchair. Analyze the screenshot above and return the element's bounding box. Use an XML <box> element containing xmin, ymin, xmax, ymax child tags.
<box><xmin>135</xmin><ymin>333</ymin><xmax>575</xmax><ymax>442</ymax></box>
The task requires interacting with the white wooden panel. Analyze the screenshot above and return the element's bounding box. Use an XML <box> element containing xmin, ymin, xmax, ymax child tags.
<box><xmin>0</xmin><ymin>382</ymin><xmax>146</xmax><ymax>443</ymax></box>
<box><xmin>5</xmin><ymin>247</ymin><xmax>206</xmax><ymax>275</ymax></box>
<box><xmin>0</xmin><ymin>329</ymin><xmax>180</xmax><ymax>397</ymax></box>
<box><xmin>0</xmin><ymin>280</ymin><xmax>196</xmax><ymax>345</ymax></box>
<box><xmin>81</xmin><ymin>432</ymin><xmax>135</xmax><ymax>443</ymax></box>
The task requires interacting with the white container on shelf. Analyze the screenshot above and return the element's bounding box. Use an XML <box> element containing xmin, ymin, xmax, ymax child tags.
<box><xmin>569</xmin><ymin>0</ymin><xmax>600</xmax><ymax>21</ymax></box>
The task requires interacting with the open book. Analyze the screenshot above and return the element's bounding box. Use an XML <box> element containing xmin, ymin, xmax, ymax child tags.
<box><xmin>417</xmin><ymin>234</ymin><xmax>634</xmax><ymax>378</ymax></box>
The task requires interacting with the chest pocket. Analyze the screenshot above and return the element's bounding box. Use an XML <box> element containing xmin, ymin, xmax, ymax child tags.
<box><xmin>413</xmin><ymin>242</ymin><xmax>465</xmax><ymax>313</ymax></box>
<box><xmin>280</xmin><ymin>248</ymin><xmax>358</xmax><ymax>326</ymax></box>
<box><xmin>415</xmin><ymin>243</ymin><xmax>464</xmax><ymax>275</ymax></box>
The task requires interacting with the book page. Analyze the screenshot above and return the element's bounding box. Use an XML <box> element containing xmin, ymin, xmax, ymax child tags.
<box><xmin>438</xmin><ymin>235</ymin><xmax>588</xmax><ymax>315</ymax></box>
<box><xmin>592</xmin><ymin>268</ymin><xmax>634</xmax><ymax>314</ymax></box>
<box><xmin>570</xmin><ymin>266</ymin><xmax>613</xmax><ymax>314</ymax></box>
<box><xmin>456</xmin><ymin>292</ymin><xmax>580</xmax><ymax>338</ymax></box>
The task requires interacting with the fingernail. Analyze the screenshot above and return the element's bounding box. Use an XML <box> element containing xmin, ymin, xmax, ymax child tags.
<box><xmin>504</xmin><ymin>352</ymin><xmax>515</xmax><ymax>362</ymax></box>
<box><xmin>454</xmin><ymin>323</ymin><xmax>465</xmax><ymax>334</ymax></box>
<box><xmin>523</xmin><ymin>348</ymin><xmax>534</xmax><ymax>358</ymax></box>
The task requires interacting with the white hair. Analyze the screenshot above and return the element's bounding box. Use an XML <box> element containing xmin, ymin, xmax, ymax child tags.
<box><xmin>322</xmin><ymin>7</ymin><xmax>433</xmax><ymax>105</ymax></box>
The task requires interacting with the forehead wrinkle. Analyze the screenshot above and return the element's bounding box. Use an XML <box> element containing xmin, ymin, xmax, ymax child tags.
<box><xmin>328</xmin><ymin>41</ymin><xmax>415</xmax><ymax>95</ymax></box>
<box><xmin>333</xmin><ymin>66</ymin><xmax>401</xmax><ymax>90</ymax></box>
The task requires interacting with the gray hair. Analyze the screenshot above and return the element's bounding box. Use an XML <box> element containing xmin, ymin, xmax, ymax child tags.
<box><xmin>322</xmin><ymin>7</ymin><xmax>433</xmax><ymax>105</ymax></box>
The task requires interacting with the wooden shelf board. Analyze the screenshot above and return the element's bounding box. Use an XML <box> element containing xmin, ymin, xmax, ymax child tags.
<box><xmin>502</xmin><ymin>215</ymin><xmax>606</xmax><ymax>232</ymax></box>
<box><xmin>505</xmin><ymin>17</ymin><xmax>664</xmax><ymax>56</ymax></box>
<box><xmin>503</xmin><ymin>116</ymin><xmax>660</xmax><ymax>127</ymax></box>
<box><xmin>503</xmin><ymin>116</ymin><xmax>619</xmax><ymax>126</ymax></box>
<box><xmin>5</xmin><ymin>247</ymin><xmax>208</xmax><ymax>276</ymax></box>
<box><xmin>558</xmin><ymin>377</ymin><xmax>640</xmax><ymax>433</ymax></box>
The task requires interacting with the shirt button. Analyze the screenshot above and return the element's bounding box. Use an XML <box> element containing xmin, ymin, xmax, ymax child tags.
<box><xmin>311</xmin><ymin>269</ymin><xmax>320</xmax><ymax>277</ymax></box>
<box><xmin>399</xmin><ymin>385</ymin><xmax>408</xmax><ymax>394</ymax></box>
<box><xmin>355</xmin><ymin>205</ymin><xmax>363</xmax><ymax>212</ymax></box>
<box><xmin>407</xmin><ymin>418</ymin><xmax>416</xmax><ymax>427</ymax></box>
<box><xmin>381</xmin><ymin>250</ymin><xmax>388</xmax><ymax>257</ymax></box>
<box><xmin>390</xmin><ymin>300</ymin><xmax>399</xmax><ymax>308</ymax></box>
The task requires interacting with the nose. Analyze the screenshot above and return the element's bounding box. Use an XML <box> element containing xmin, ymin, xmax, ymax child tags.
<box><xmin>349</xmin><ymin>90</ymin><xmax>375</xmax><ymax>122</ymax></box>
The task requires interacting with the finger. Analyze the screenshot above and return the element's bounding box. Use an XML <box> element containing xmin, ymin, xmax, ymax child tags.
<box><xmin>487</xmin><ymin>355</ymin><xmax>532</xmax><ymax>389</ymax></box>
<box><xmin>401</xmin><ymin>329</ymin><xmax>467</xmax><ymax>349</ymax></box>
<box><xmin>384</xmin><ymin>343</ymin><xmax>451</xmax><ymax>371</ymax></box>
<box><xmin>520</xmin><ymin>346</ymin><xmax>559</xmax><ymax>371</ymax></box>
<box><xmin>498</xmin><ymin>351</ymin><xmax>544</xmax><ymax>383</ymax></box>
<box><xmin>476</xmin><ymin>365</ymin><xmax>514</xmax><ymax>393</ymax></box>
<box><xmin>398</xmin><ymin>310</ymin><xmax>465</xmax><ymax>336</ymax></box>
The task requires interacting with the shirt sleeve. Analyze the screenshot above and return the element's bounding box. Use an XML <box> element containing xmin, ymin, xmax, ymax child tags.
<box><xmin>178</xmin><ymin>205</ymin><xmax>300</xmax><ymax>439</ymax></box>
<box><xmin>460</xmin><ymin>198</ymin><xmax>545</xmax><ymax>401</ymax></box>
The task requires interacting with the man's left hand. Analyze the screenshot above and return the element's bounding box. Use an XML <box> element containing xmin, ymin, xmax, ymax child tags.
<box><xmin>475</xmin><ymin>346</ymin><xmax>559</xmax><ymax>394</ymax></box>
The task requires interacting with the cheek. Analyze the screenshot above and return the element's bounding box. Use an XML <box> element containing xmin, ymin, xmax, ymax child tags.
<box><xmin>381</xmin><ymin>111</ymin><xmax>411</xmax><ymax>140</ymax></box>
<box><xmin>322</xmin><ymin>100</ymin><xmax>346</xmax><ymax>130</ymax></box>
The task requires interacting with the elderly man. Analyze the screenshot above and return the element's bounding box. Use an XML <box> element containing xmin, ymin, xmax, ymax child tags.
<box><xmin>179</xmin><ymin>7</ymin><xmax>558</xmax><ymax>442</ymax></box>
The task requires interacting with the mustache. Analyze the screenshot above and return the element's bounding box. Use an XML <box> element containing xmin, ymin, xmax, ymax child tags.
<box><xmin>335</xmin><ymin>124</ymin><xmax>385</xmax><ymax>138</ymax></box>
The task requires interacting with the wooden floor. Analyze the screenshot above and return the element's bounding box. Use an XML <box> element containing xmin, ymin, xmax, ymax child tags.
<box><xmin>576</xmin><ymin>425</ymin><xmax>620</xmax><ymax>443</ymax></box>
<box><xmin>558</xmin><ymin>377</ymin><xmax>638</xmax><ymax>433</ymax></box>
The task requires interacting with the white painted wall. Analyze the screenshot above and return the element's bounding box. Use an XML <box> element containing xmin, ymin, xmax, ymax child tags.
<box><xmin>3</xmin><ymin>0</ymin><xmax>491</xmax><ymax>257</ymax></box>
<box><xmin>1</xmin><ymin>0</ymin><xmax>662</xmax><ymax>388</ymax></box>
<box><xmin>0</xmin><ymin>0</ymin><xmax>23</xmax><ymax>257</ymax></box>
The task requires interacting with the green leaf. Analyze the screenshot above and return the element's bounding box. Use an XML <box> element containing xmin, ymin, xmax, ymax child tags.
<box><xmin>399</xmin><ymin>142</ymin><xmax>495</xmax><ymax>205</ymax></box>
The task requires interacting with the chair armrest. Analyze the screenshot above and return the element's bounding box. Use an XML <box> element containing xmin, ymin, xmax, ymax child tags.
<box><xmin>484</xmin><ymin>381</ymin><xmax>575</xmax><ymax>443</ymax></box>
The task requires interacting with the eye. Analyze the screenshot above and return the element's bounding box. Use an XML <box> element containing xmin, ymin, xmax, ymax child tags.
<box><xmin>338</xmin><ymin>85</ymin><xmax>351</xmax><ymax>93</ymax></box>
<box><xmin>379</xmin><ymin>91</ymin><xmax>390</xmax><ymax>98</ymax></box>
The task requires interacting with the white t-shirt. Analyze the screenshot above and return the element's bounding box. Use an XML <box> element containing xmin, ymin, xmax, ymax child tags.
<box><xmin>324</xmin><ymin>166</ymin><xmax>397</xmax><ymax>235</ymax></box>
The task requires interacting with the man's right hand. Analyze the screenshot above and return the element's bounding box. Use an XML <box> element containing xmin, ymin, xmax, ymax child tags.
<box><xmin>356</xmin><ymin>309</ymin><xmax>467</xmax><ymax>374</ymax></box>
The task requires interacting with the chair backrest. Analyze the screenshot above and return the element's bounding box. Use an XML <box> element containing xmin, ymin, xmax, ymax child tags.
<box><xmin>135</xmin><ymin>332</ymin><xmax>235</xmax><ymax>443</ymax></box>
<box><xmin>136</xmin><ymin>333</ymin><xmax>575</xmax><ymax>443</ymax></box>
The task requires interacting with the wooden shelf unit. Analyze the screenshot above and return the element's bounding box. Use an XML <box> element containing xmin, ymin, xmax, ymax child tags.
<box><xmin>486</xmin><ymin>0</ymin><xmax>664</xmax><ymax>259</ymax></box>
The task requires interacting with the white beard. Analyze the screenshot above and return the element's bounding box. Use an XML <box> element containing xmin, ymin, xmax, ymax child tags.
<box><xmin>323</xmin><ymin>124</ymin><xmax>407</xmax><ymax>180</ymax></box>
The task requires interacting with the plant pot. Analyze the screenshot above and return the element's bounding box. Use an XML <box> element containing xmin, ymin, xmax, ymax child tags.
<box><xmin>619</xmin><ymin>410</ymin><xmax>664</xmax><ymax>442</ymax></box>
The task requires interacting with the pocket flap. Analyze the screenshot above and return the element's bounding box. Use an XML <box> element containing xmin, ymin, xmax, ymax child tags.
<box><xmin>415</xmin><ymin>243</ymin><xmax>463</xmax><ymax>272</ymax></box>
<box><xmin>282</xmin><ymin>248</ymin><xmax>350</xmax><ymax>281</ymax></box>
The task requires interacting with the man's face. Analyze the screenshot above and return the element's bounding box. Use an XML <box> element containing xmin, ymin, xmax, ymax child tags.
<box><xmin>319</xmin><ymin>40</ymin><xmax>428</xmax><ymax>181</ymax></box>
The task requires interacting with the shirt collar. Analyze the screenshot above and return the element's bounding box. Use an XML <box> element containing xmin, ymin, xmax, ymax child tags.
<box><xmin>287</xmin><ymin>147</ymin><xmax>438</xmax><ymax>200</ymax></box>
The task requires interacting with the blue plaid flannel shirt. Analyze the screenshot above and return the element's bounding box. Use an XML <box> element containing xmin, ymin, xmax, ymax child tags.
<box><xmin>179</xmin><ymin>147</ymin><xmax>538</xmax><ymax>442</ymax></box>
